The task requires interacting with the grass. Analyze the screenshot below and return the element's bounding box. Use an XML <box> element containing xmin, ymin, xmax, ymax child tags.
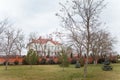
<box><xmin>0</xmin><ymin>64</ymin><xmax>120</xmax><ymax>80</ymax></box>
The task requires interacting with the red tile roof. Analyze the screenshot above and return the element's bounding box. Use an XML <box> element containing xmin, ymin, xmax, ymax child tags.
<box><xmin>31</xmin><ymin>37</ymin><xmax>61</xmax><ymax>45</ymax></box>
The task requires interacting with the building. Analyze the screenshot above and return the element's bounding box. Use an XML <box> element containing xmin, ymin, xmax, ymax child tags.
<box><xmin>27</xmin><ymin>37</ymin><xmax>62</xmax><ymax>57</ymax></box>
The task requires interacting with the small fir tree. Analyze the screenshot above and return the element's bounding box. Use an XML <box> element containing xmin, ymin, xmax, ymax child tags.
<box><xmin>26</xmin><ymin>49</ymin><xmax>39</xmax><ymax>68</ymax></box>
<box><xmin>59</xmin><ymin>49</ymin><xmax>69</xmax><ymax>71</ymax></box>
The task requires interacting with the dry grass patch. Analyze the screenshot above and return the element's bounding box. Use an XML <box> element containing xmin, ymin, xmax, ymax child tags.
<box><xmin>0</xmin><ymin>64</ymin><xmax>119</xmax><ymax>80</ymax></box>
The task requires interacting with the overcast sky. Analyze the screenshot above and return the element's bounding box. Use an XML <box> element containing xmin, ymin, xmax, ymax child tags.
<box><xmin>0</xmin><ymin>0</ymin><xmax>120</xmax><ymax>54</ymax></box>
<box><xmin>0</xmin><ymin>0</ymin><xmax>63</xmax><ymax>36</ymax></box>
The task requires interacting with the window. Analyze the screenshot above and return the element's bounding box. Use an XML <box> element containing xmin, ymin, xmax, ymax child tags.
<box><xmin>44</xmin><ymin>45</ymin><xmax>46</xmax><ymax>49</ymax></box>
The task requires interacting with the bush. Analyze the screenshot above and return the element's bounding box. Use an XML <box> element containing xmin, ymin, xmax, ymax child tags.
<box><xmin>79</xmin><ymin>58</ymin><xmax>84</xmax><ymax>67</ymax></box>
<box><xmin>39</xmin><ymin>58</ymin><xmax>46</xmax><ymax>64</ymax></box>
<box><xmin>14</xmin><ymin>60</ymin><xmax>19</xmax><ymax>65</ymax></box>
<box><xmin>3</xmin><ymin>61</ymin><xmax>9</xmax><ymax>65</ymax></box>
<box><xmin>22</xmin><ymin>58</ymin><xmax>28</xmax><ymax>65</ymax></box>
<box><xmin>59</xmin><ymin>53</ymin><xmax>69</xmax><ymax>67</ymax></box>
<box><xmin>71</xmin><ymin>58</ymin><xmax>77</xmax><ymax>64</ymax></box>
<box><xmin>75</xmin><ymin>61</ymin><xmax>80</xmax><ymax>68</ymax></box>
<box><xmin>98</xmin><ymin>58</ymin><xmax>105</xmax><ymax>64</ymax></box>
<box><xmin>26</xmin><ymin>49</ymin><xmax>39</xmax><ymax>65</ymax></box>
<box><xmin>47</xmin><ymin>59</ymin><xmax>55</xmax><ymax>64</ymax></box>
<box><xmin>111</xmin><ymin>59</ymin><xmax>117</xmax><ymax>63</ymax></box>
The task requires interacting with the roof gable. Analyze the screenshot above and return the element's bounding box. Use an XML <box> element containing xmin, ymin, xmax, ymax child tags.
<box><xmin>31</xmin><ymin>37</ymin><xmax>61</xmax><ymax>45</ymax></box>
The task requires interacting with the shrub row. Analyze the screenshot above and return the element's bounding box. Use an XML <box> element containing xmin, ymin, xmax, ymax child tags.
<box><xmin>3</xmin><ymin>60</ymin><xmax>19</xmax><ymax>65</ymax></box>
<box><xmin>3</xmin><ymin>57</ymin><xmax>118</xmax><ymax>65</ymax></box>
<box><xmin>22</xmin><ymin>57</ymin><xmax>85</xmax><ymax>66</ymax></box>
<box><xmin>22</xmin><ymin>58</ymin><xmax>60</xmax><ymax>65</ymax></box>
<box><xmin>97</xmin><ymin>58</ymin><xmax>118</xmax><ymax>64</ymax></box>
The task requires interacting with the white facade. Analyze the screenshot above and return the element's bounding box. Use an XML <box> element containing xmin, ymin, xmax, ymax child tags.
<box><xmin>27</xmin><ymin>38</ymin><xmax>62</xmax><ymax>57</ymax></box>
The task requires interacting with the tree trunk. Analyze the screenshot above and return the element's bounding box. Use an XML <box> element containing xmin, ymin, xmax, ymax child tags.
<box><xmin>5</xmin><ymin>61</ymin><xmax>8</xmax><ymax>70</ymax></box>
<box><xmin>84</xmin><ymin>17</ymin><xmax>90</xmax><ymax>78</ymax></box>
<box><xmin>5</xmin><ymin>55</ymin><xmax>9</xmax><ymax>70</ymax></box>
<box><xmin>84</xmin><ymin>47</ymin><xmax>89</xmax><ymax>78</ymax></box>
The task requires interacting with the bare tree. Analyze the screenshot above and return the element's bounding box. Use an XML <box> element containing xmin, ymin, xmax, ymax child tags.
<box><xmin>28</xmin><ymin>32</ymin><xmax>38</xmax><ymax>43</ymax></box>
<box><xmin>1</xmin><ymin>27</ymin><xmax>24</xmax><ymax>70</ymax></box>
<box><xmin>57</xmin><ymin>0</ymin><xmax>106</xmax><ymax>78</ymax></box>
<box><xmin>90</xmin><ymin>29</ymin><xmax>116</xmax><ymax>64</ymax></box>
<box><xmin>0</xmin><ymin>19</ymin><xmax>25</xmax><ymax>70</ymax></box>
<box><xmin>15</xmin><ymin>30</ymin><xmax>25</xmax><ymax>56</ymax></box>
<box><xmin>68</xmin><ymin>31</ymin><xmax>86</xmax><ymax>57</ymax></box>
<box><xmin>0</xmin><ymin>19</ymin><xmax>10</xmax><ymax>51</ymax></box>
<box><xmin>28</xmin><ymin>32</ymin><xmax>39</xmax><ymax>53</ymax></box>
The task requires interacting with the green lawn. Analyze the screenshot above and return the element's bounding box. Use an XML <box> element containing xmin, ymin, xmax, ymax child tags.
<box><xmin>0</xmin><ymin>64</ymin><xmax>120</xmax><ymax>80</ymax></box>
